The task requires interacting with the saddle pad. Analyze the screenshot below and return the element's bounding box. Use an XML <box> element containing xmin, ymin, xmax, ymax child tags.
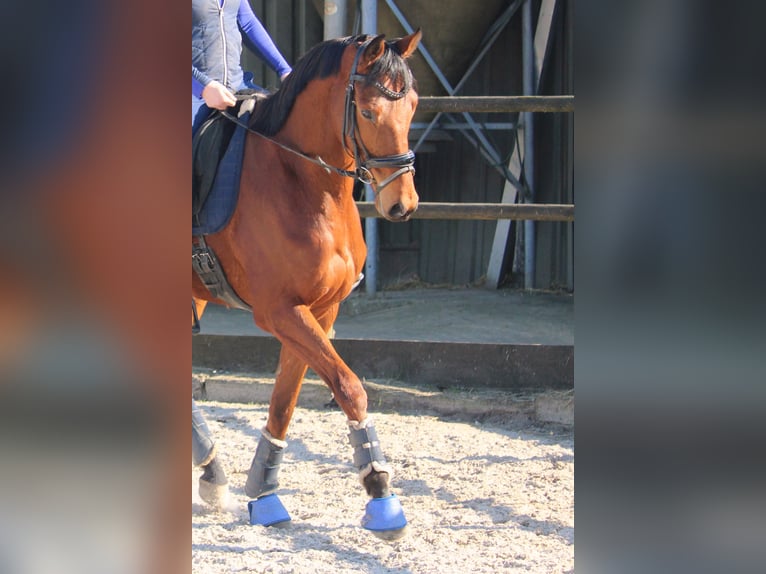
<box><xmin>192</xmin><ymin>94</ymin><xmax>260</xmax><ymax>236</ymax></box>
<box><xmin>192</xmin><ymin>110</ymin><xmax>237</xmax><ymax>217</ymax></box>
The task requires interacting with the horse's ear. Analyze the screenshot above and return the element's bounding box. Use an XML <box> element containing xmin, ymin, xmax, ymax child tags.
<box><xmin>393</xmin><ymin>28</ymin><xmax>422</xmax><ymax>59</ymax></box>
<box><xmin>360</xmin><ymin>34</ymin><xmax>386</xmax><ymax>70</ymax></box>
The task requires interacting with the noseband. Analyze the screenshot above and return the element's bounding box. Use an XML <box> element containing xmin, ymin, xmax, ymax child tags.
<box><xmin>341</xmin><ymin>39</ymin><xmax>416</xmax><ymax>195</ymax></box>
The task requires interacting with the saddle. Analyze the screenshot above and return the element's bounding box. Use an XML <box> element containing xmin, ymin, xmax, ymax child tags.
<box><xmin>192</xmin><ymin>91</ymin><xmax>263</xmax><ymax>222</ymax></box>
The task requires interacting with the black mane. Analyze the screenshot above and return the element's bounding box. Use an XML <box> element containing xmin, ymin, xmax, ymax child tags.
<box><xmin>249</xmin><ymin>34</ymin><xmax>415</xmax><ymax>136</ymax></box>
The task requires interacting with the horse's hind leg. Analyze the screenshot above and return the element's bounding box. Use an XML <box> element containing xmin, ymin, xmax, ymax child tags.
<box><xmin>191</xmin><ymin>298</ymin><xmax>230</xmax><ymax>509</ymax></box>
<box><xmin>192</xmin><ymin>397</ymin><xmax>229</xmax><ymax>508</ymax></box>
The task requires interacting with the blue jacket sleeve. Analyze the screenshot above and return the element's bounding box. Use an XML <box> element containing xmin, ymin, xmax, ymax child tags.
<box><xmin>192</xmin><ymin>66</ymin><xmax>211</xmax><ymax>99</ymax></box>
<box><xmin>237</xmin><ymin>1</ymin><xmax>292</xmax><ymax>78</ymax></box>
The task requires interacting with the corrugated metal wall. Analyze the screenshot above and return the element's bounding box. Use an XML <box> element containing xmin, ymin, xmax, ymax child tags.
<box><xmin>241</xmin><ymin>0</ymin><xmax>573</xmax><ymax>291</ymax></box>
<box><xmin>529</xmin><ymin>0</ymin><xmax>574</xmax><ymax>291</ymax></box>
<box><xmin>241</xmin><ymin>1</ymin><xmax>324</xmax><ymax>89</ymax></box>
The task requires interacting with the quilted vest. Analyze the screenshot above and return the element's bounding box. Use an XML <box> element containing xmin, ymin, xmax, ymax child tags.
<box><xmin>192</xmin><ymin>0</ymin><xmax>244</xmax><ymax>91</ymax></box>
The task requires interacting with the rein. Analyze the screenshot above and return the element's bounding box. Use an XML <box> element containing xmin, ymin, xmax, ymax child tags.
<box><xmin>222</xmin><ymin>39</ymin><xmax>415</xmax><ymax>196</ymax></box>
<box><xmin>220</xmin><ymin>108</ymin><xmax>359</xmax><ymax>179</ymax></box>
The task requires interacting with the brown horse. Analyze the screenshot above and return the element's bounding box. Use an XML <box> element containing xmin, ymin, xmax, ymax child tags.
<box><xmin>192</xmin><ymin>31</ymin><xmax>421</xmax><ymax>538</ymax></box>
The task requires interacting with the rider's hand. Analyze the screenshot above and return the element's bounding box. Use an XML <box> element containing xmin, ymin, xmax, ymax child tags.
<box><xmin>202</xmin><ymin>81</ymin><xmax>236</xmax><ymax>110</ymax></box>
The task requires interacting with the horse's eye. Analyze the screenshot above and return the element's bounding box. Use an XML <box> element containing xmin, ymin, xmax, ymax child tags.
<box><xmin>360</xmin><ymin>109</ymin><xmax>374</xmax><ymax>121</ymax></box>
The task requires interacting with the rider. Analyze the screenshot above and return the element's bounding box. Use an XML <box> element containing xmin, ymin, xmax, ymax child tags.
<box><xmin>192</xmin><ymin>0</ymin><xmax>292</xmax><ymax>134</ymax></box>
<box><xmin>192</xmin><ymin>0</ymin><xmax>292</xmax><ymax>508</ymax></box>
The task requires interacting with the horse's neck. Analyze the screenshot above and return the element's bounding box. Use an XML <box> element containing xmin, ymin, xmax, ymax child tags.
<box><xmin>279</xmin><ymin>80</ymin><xmax>352</xmax><ymax>176</ymax></box>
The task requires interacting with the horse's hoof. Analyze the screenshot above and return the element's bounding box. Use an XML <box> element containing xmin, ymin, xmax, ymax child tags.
<box><xmin>361</xmin><ymin>494</ymin><xmax>408</xmax><ymax>540</ymax></box>
<box><xmin>198</xmin><ymin>478</ymin><xmax>230</xmax><ymax>510</ymax></box>
<box><xmin>371</xmin><ymin>524</ymin><xmax>409</xmax><ymax>541</ymax></box>
<box><xmin>248</xmin><ymin>494</ymin><xmax>292</xmax><ymax>527</ymax></box>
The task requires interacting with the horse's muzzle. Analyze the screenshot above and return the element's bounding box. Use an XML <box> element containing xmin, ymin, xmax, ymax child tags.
<box><xmin>386</xmin><ymin>202</ymin><xmax>417</xmax><ymax>222</ymax></box>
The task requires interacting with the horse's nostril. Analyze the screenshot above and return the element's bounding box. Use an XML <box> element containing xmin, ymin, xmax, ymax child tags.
<box><xmin>388</xmin><ymin>203</ymin><xmax>404</xmax><ymax>219</ymax></box>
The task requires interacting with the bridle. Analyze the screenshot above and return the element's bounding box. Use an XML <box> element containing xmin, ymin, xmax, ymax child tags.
<box><xmin>341</xmin><ymin>38</ymin><xmax>416</xmax><ymax>193</ymax></box>
<box><xmin>221</xmin><ymin>38</ymin><xmax>416</xmax><ymax>196</ymax></box>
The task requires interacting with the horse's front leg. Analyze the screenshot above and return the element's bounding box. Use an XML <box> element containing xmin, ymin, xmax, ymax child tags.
<box><xmin>244</xmin><ymin>343</ymin><xmax>308</xmax><ymax>527</ymax></box>
<box><xmin>245</xmin><ymin>304</ymin><xmax>337</xmax><ymax>527</ymax></box>
<box><xmin>265</xmin><ymin>303</ymin><xmax>368</xmax><ymax>421</ymax></box>
<box><xmin>260</xmin><ymin>303</ymin><xmax>407</xmax><ymax>539</ymax></box>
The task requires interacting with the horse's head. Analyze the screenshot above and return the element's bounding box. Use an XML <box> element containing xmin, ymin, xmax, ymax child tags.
<box><xmin>252</xmin><ymin>31</ymin><xmax>422</xmax><ymax>221</ymax></box>
<box><xmin>344</xmin><ymin>31</ymin><xmax>422</xmax><ymax>222</ymax></box>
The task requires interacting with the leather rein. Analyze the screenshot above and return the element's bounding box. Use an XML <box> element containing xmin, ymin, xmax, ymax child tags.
<box><xmin>221</xmin><ymin>39</ymin><xmax>416</xmax><ymax>196</ymax></box>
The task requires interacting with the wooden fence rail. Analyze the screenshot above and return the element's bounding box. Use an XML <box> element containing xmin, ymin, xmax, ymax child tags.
<box><xmin>416</xmin><ymin>95</ymin><xmax>574</xmax><ymax>113</ymax></box>
<box><xmin>356</xmin><ymin>202</ymin><xmax>574</xmax><ymax>222</ymax></box>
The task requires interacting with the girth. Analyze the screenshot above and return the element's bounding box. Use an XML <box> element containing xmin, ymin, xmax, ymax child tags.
<box><xmin>192</xmin><ymin>236</ymin><xmax>251</xmax><ymax>312</ymax></box>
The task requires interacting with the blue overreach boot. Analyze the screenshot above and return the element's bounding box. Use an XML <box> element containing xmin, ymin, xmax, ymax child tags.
<box><xmin>245</xmin><ymin>428</ymin><xmax>291</xmax><ymax>527</ymax></box>
<box><xmin>248</xmin><ymin>494</ymin><xmax>291</xmax><ymax>527</ymax></box>
<box><xmin>362</xmin><ymin>494</ymin><xmax>408</xmax><ymax>538</ymax></box>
